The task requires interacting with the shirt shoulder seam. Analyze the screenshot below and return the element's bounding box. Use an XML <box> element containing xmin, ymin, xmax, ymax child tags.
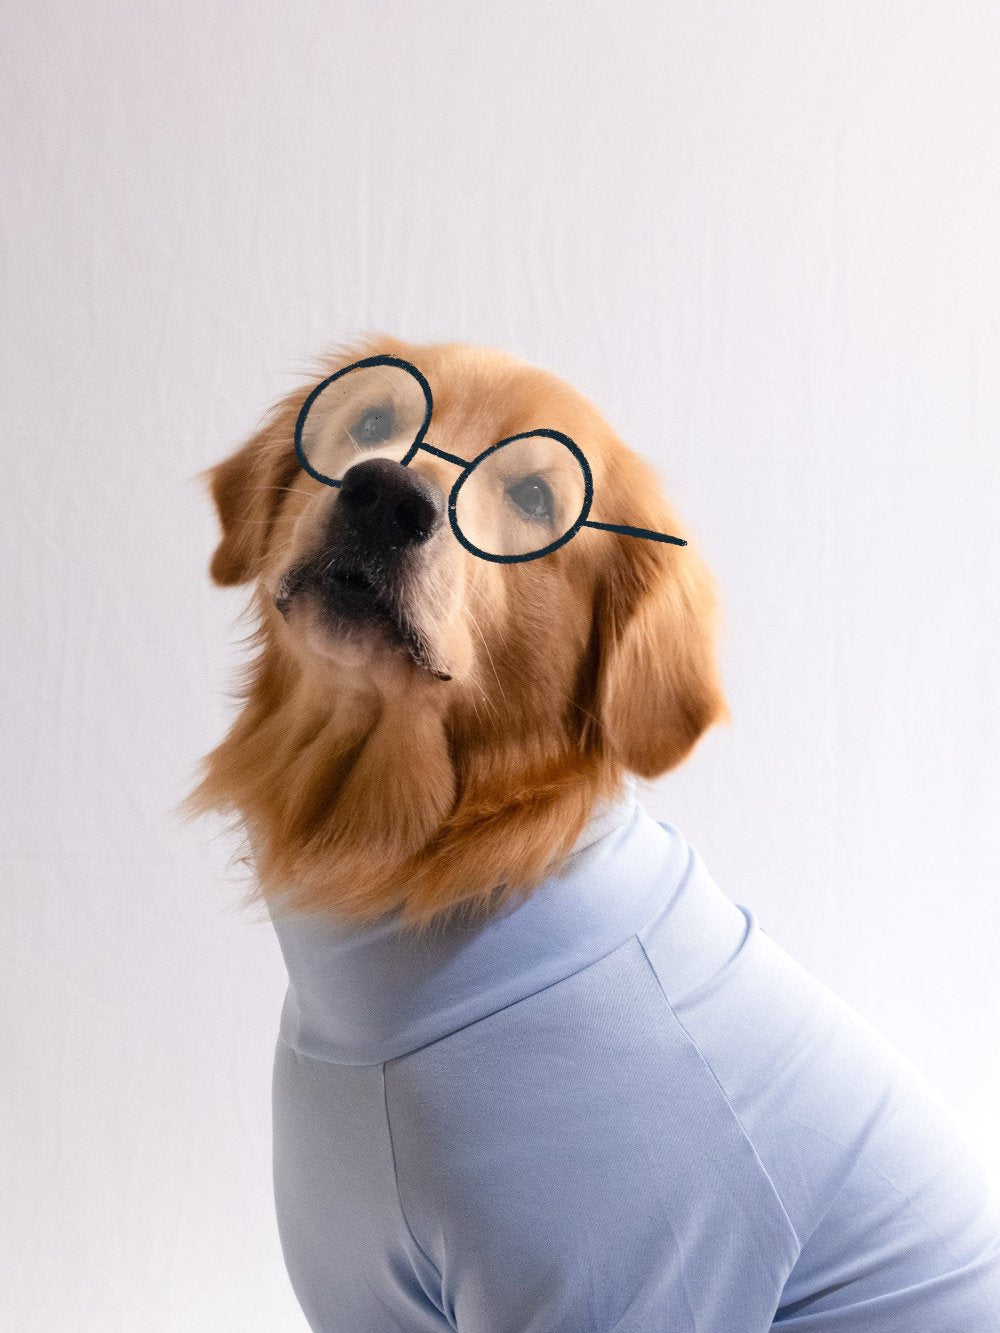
<box><xmin>634</xmin><ymin>933</ymin><xmax>803</xmax><ymax>1252</ymax></box>
<box><xmin>381</xmin><ymin>1063</ymin><xmax>454</xmax><ymax>1325</ymax></box>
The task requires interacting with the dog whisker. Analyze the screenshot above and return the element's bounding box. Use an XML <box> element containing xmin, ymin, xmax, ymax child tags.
<box><xmin>464</xmin><ymin>604</ymin><xmax>508</xmax><ymax>716</ymax></box>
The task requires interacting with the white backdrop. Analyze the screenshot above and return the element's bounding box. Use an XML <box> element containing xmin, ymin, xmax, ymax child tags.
<box><xmin>3</xmin><ymin>1</ymin><xmax>999</xmax><ymax>1328</ymax></box>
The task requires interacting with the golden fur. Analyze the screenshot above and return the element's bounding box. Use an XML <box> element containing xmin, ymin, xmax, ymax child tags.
<box><xmin>178</xmin><ymin>335</ymin><xmax>729</xmax><ymax>939</ymax></box>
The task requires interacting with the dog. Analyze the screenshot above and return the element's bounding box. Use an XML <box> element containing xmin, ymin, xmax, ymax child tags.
<box><xmin>183</xmin><ymin>336</ymin><xmax>1000</xmax><ymax>1331</ymax></box>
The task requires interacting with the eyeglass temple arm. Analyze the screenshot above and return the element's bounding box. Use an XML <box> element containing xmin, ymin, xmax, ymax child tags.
<box><xmin>582</xmin><ymin>519</ymin><xmax>687</xmax><ymax>547</ymax></box>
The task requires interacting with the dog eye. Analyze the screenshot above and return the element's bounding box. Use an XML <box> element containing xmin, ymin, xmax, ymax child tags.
<box><xmin>350</xmin><ymin>404</ymin><xmax>396</xmax><ymax>445</ymax></box>
<box><xmin>506</xmin><ymin>474</ymin><xmax>554</xmax><ymax>522</ymax></box>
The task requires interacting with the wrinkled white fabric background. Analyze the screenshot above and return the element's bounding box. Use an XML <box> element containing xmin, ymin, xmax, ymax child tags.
<box><xmin>2</xmin><ymin>2</ymin><xmax>998</xmax><ymax>1328</ymax></box>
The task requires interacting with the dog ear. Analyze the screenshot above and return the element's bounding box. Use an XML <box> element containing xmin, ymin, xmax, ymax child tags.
<box><xmin>590</xmin><ymin>474</ymin><xmax>729</xmax><ymax>778</ymax></box>
<box><xmin>200</xmin><ymin>397</ymin><xmax>302</xmax><ymax>587</ymax></box>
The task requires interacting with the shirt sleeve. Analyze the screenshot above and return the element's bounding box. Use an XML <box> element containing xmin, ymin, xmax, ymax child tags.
<box><xmin>384</xmin><ymin>935</ymin><xmax>799</xmax><ymax>1332</ymax></box>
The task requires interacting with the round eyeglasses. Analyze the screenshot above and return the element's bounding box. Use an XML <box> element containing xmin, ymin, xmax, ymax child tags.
<box><xmin>293</xmin><ymin>354</ymin><xmax>687</xmax><ymax>564</ymax></box>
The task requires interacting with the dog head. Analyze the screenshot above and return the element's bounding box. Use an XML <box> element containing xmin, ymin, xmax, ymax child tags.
<box><xmin>183</xmin><ymin>335</ymin><xmax>728</xmax><ymax>935</ymax></box>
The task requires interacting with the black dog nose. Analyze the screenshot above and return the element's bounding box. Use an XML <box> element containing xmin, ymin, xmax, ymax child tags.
<box><xmin>337</xmin><ymin>458</ymin><xmax>444</xmax><ymax>548</ymax></box>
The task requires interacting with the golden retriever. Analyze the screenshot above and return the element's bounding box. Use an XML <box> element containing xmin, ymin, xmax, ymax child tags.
<box><xmin>180</xmin><ymin>334</ymin><xmax>729</xmax><ymax>937</ymax></box>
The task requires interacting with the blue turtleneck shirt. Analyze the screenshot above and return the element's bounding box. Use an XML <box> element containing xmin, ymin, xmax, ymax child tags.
<box><xmin>268</xmin><ymin>780</ymin><xmax>1000</xmax><ymax>1331</ymax></box>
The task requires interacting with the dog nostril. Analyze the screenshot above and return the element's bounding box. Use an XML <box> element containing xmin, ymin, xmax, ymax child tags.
<box><xmin>340</xmin><ymin>478</ymin><xmax>380</xmax><ymax>513</ymax></box>
<box><xmin>395</xmin><ymin>494</ymin><xmax>436</xmax><ymax>542</ymax></box>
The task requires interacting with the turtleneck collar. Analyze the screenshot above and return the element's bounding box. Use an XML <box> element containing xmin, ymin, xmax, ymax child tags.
<box><xmin>267</xmin><ymin>775</ymin><xmax>692</xmax><ymax>1066</ymax></box>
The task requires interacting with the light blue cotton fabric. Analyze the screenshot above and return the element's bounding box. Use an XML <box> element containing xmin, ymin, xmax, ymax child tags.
<box><xmin>268</xmin><ymin>779</ymin><xmax>1000</xmax><ymax>1331</ymax></box>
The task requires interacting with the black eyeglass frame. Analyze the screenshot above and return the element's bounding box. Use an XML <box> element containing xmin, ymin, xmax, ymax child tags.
<box><xmin>293</xmin><ymin>353</ymin><xmax>687</xmax><ymax>564</ymax></box>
